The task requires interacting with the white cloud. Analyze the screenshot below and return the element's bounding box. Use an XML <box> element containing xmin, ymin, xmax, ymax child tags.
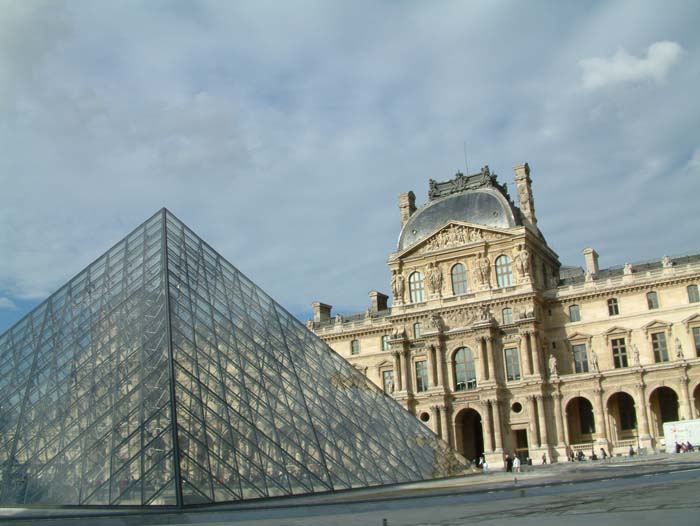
<box><xmin>0</xmin><ymin>297</ymin><xmax>18</xmax><ymax>310</ymax></box>
<box><xmin>579</xmin><ymin>41</ymin><xmax>684</xmax><ymax>90</ymax></box>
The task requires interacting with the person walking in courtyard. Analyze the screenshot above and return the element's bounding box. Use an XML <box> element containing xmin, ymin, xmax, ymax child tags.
<box><xmin>513</xmin><ymin>455</ymin><xmax>521</xmax><ymax>473</ymax></box>
<box><xmin>541</xmin><ymin>453</ymin><xmax>547</xmax><ymax>465</ymax></box>
<box><xmin>505</xmin><ymin>454</ymin><xmax>513</xmax><ymax>472</ymax></box>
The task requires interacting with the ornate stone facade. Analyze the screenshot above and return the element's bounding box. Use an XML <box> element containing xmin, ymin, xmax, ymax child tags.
<box><xmin>310</xmin><ymin>163</ymin><xmax>700</xmax><ymax>468</ymax></box>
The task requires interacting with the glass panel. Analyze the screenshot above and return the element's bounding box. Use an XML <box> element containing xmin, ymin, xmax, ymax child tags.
<box><xmin>408</xmin><ymin>272</ymin><xmax>425</xmax><ymax>303</ymax></box>
<box><xmin>572</xmin><ymin>343</ymin><xmax>589</xmax><ymax>373</ymax></box>
<box><xmin>451</xmin><ymin>264</ymin><xmax>468</xmax><ymax>295</ymax></box>
<box><xmin>569</xmin><ymin>305</ymin><xmax>581</xmax><ymax>322</ymax></box>
<box><xmin>652</xmin><ymin>332</ymin><xmax>669</xmax><ymax>362</ymax></box>
<box><xmin>612</xmin><ymin>338</ymin><xmax>628</xmax><ymax>368</ymax></box>
<box><xmin>495</xmin><ymin>256</ymin><xmax>513</xmax><ymax>287</ymax></box>
<box><xmin>453</xmin><ymin>348</ymin><xmax>476</xmax><ymax>390</ymax></box>
<box><xmin>504</xmin><ymin>348</ymin><xmax>520</xmax><ymax>381</ymax></box>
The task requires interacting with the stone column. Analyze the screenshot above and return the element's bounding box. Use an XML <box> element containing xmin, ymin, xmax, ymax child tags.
<box><xmin>554</xmin><ymin>392</ymin><xmax>565</xmax><ymax>447</ymax></box>
<box><xmin>481</xmin><ymin>401</ymin><xmax>494</xmax><ymax>453</ymax></box>
<box><xmin>392</xmin><ymin>351</ymin><xmax>403</xmax><ymax>391</ymax></box>
<box><xmin>527</xmin><ymin>396</ymin><xmax>539</xmax><ymax>446</ymax></box>
<box><xmin>427</xmin><ymin>346</ymin><xmax>437</xmax><ymax>388</ymax></box>
<box><xmin>485</xmin><ymin>336</ymin><xmax>496</xmax><ymax>381</ymax></box>
<box><xmin>430</xmin><ymin>405</ymin><xmax>440</xmax><ymax>435</ymax></box>
<box><xmin>529</xmin><ymin>331</ymin><xmax>541</xmax><ymax>376</ymax></box>
<box><xmin>523</xmin><ymin>331</ymin><xmax>532</xmax><ymax>376</ymax></box>
<box><xmin>477</xmin><ymin>337</ymin><xmax>487</xmax><ymax>383</ymax></box>
<box><xmin>635</xmin><ymin>382</ymin><xmax>650</xmax><ymax>438</ymax></box>
<box><xmin>403</xmin><ymin>349</ymin><xmax>412</xmax><ymax>393</ymax></box>
<box><xmin>491</xmin><ymin>400</ymin><xmax>504</xmax><ymax>452</ymax></box>
<box><xmin>439</xmin><ymin>404</ymin><xmax>450</xmax><ymax>445</ymax></box>
<box><xmin>593</xmin><ymin>387</ymin><xmax>608</xmax><ymax>444</ymax></box>
<box><xmin>521</xmin><ymin>332</ymin><xmax>532</xmax><ymax>376</ymax></box>
<box><xmin>436</xmin><ymin>345</ymin><xmax>445</xmax><ymax>388</ymax></box>
<box><xmin>536</xmin><ymin>395</ymin><xmax>549</xmax><ymax>448</ymax></box>
<box><xmin>680</xmin><ymin>376</ymin><xmax>692</xmax><ymax>420</ymax></box>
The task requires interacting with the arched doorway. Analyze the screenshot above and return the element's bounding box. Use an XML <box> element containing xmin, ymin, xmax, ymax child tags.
<box><xmin>607</xmin><ymin>392</ymin><xmax>637</xmax><ymax>447</ymax></box>
<box><xmin>454</xmin><ymin>408</ymin><xmax>484</xmax><ymax>462</ymax></box>
<box><xmin>649</xmin><ymin>386</ymin><xmax>679</xmax><ymax>435</ymax></box>
<box><xmin>566</xmin><ymin>396</ymin><xmax>595</xmax><ymax>445</ymax></box>
<box><xmin>693</xmin><ymin>383</ymin><xmax>700</xmax><ymax>419</ymax></box>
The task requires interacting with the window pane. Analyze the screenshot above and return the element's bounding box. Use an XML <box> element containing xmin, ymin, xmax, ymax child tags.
<box><xmin>504</xmin><ymin>348</ymin><xmax>520</xmax><ymax>381</ymax></box>
<box><xmin>652</xmin><ymin>332</ymin><xmax>668</xmax><ymax>362</ymax></box>
<box><xmin>572</xmin><ymin>343</ymin><xmax>589</xmax><ymax>373</ymax></box>
<box><xmin>569</xmin><ymin>305</ymin><xmax>581</xmax><ymax>322</ymax></box>
<box><xmin>693</xmin><ymin>327</ymin><xmax>700</xmax><ymax>357</ymax></box>
<box><xmin>454</xmin><ymin>348</ymin><xmax>477</xmax><ymax>390</ymax></box>
<box><xmin>415</xmin><ymin>361</ymin><xmax>429</xmax><ymax>392</ymax></box>
<box><xmin>451</xmin><ymin>263</ymin><xmax>468</xmax><ymax>295</ymax></box>
<box><xmin>647</xmin><ymin>292</ymin><xmax>659</xmax><ymax>310</ymax></box>
<box><xmin>381</xmin><ymin>335</ymin><xmax>390</xmax><ymax>351</ymax></box>
<box><xmin>351</xmin><ymin>340</ymin><xmax>360</xmax><ymax>355</ymax></box>
<box><xmin>502</xmin><ymin>308</ymin><xmax>513</xmax><ymax>325</ymax></box>
<box><xmin>688</xmin><ymin>285</ymin><xmax>699</xmax><ymax>303</ymax></box>
<box><xmin>612</xmin><ymin>337</ymin><xmax>628</xmax><ymax>368</ymax></box>
<box><xmin>413</xmin><ymin>323</ymin><xmax>422</xmax><ymax>338</ymax></box>
<box><xmin>409</xmin><ymin>272</ymin><xmax>425</xmax><ymax>303</ymax></box>
<box><xmin>608</xmin><ymin>298</ymin><xmax>619</xmax><ymax>316</ymax></box>
<box><xmin>495</xmin><ymin>256</ymin><xmax>513</xmax><ymax>288</ymax></box>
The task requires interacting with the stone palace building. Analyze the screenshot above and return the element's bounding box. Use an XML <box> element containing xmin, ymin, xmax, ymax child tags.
<box><xmin>308</xmin><ymin>163</ymin><xmax>700</xmax><ymax>467</ymax></box>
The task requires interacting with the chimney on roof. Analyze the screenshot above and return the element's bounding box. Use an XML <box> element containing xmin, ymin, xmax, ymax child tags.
<box><xmin>514</xmin><ymin>163</ymin><xmax>537</xmax><ymax>228</ymax></box>
<box><xmin>399</xmin><ymin>191</ymin><xmax>416</xmax><ymax>228</ymax></box>
<box><xmin>312</xmin><ymin>302</ymin><xmax>332</xmax><ymax>323</ymax></box>
<box><xmin>368</xmin><ymin>291</ymin><xmax>388</xmax><ymax>313</ymax></box>
<box><xmin>582</xmin><ymin>248</ymin><xmax>599</xmax><ymax>276</ymax></box>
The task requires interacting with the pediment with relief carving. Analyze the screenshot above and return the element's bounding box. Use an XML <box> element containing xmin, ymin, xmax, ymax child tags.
<box><xmin>403</xmin><ymin>222</ymin><xmax>513</xmax><ymax>257</ymax></box>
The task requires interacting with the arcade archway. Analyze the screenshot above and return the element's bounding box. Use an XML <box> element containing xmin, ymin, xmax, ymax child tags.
<box><xmin>649</xmin><ymin>386</ymin><xmax>679</xmax><ymax>436</ymax></box>
<box><xmin>607</xmin><ymin>392</ymin><xmax>637</xmax><ymax>445</ymax></box>
<box><xmin>566</xmin><ymin>396</ymin><xmax>595</xmax><ymax>444</ymax></box>
<box><xmin>454</xmin><ymin>408</ymin><xmax>484</xmax><ymax>462</ymax></box>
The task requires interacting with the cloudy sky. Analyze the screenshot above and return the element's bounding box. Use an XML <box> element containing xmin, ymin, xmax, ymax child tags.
<box><xmin>1</xmin><ymin>0</ymin><xmax>699</xmax><ymax>333</ymax></box>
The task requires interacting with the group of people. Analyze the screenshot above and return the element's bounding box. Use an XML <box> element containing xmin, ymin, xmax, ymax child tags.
<box><xmin>675</xmin><ymin>441</ymin><xmax>695</xmax><ymax>453</ymax></box>
<box><xmin>504</xmin><ymin>454</ymin><xmax>523</xmax><ymax>472</ymax></box>
<box><xmin>568</xmin><ymin>447</ymin><xmax>611</xmax><ymax>462</ymax></box>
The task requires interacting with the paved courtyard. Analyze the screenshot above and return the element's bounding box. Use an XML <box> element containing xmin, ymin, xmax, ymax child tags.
<box><xmin>2</xmin><ymin>454</ymin><xmax>700</xmax><ymax>525</ymax></box>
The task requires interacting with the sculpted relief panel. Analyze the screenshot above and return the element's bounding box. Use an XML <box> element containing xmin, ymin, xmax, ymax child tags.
<box><xmin>421</xmin><ymin>224</ymin><xmax>507</xmax><ymax>254</ymax></box>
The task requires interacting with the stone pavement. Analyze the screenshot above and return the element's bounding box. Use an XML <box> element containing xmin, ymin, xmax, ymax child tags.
<box><xmin>2</xmin><ymin>452</ymin><xmax>699</xmax><ymax>525</ymax></box>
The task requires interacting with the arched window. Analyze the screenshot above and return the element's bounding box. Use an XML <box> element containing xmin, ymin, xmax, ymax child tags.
<box><xmin>502</xmin><ymin>307</ymin><xmax>513</xmax><ymax>325</ymax></box>
<box><xmin>454</xmin><ymin>347</ymin><xmax>477</xmax><ymax>391</ymax></box>
<box><xmin>495</xmin><ymin>255</ymin><xmax>513</xmax><ymax>287</ymax></box>
<box><xmin>451</xmin><ymin>263</ymin><xmax>468</xmax><ymax>295</ymax></box>
<box><xmin>408</xmin><ymin>271</ymin><xmax>425</xmax><ymax>303</ymax></box>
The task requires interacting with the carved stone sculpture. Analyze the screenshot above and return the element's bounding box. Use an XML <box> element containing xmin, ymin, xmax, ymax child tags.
<box><xmin>475</xmin><ymin>253</ymin><xmax>490</xmax><ymax>288</ymax></box>
<box><xmin>662</xmin><ymin>255</ymin><xmax>672</xmax><ymax>268</ymax></box>
<box><xmin>429</xmin><ymin>313</ymin><xmax>443</xmax><ymax>331</ymax></box>
<box><xmin>392</xmin><ymin>271</ymin><xmax>405</xmax><ymax>303</ymax></box>
<box><xmin>548</xmin><ymin>354</ymin><xmax>558</xmax><ymax>376</ymax></box>
<box><xmin>632</xmin><ymin>344</ymin><xmax>641</xmax><ymax>366</ymax></box>
<box><xmin>478</xmin><ymin>305</ymin><xmax>491</xmax><ymax>322</ymax></box>
<box><xmin>623</xmin><ymin>263</ymin><xmax>633</xmax><ymax>275</ymax></box>
<box><xmin>514</xmin><ymin>245</ymin><xmax>531</xmax><ymax>283</ymax></box>
<box><xmin>590</xmin><ymin>349</ymin><xmax>599</xmax><ymax>372</ymax></box>
<box><xmin>675</xmin><ymin>337</ymin><xmax>685</xmax><ymax>359</ymax></box>
<box><xmin>426</xmin><ymin>262</ymin><xmax>443</xmax><ymax>296</ymax></box>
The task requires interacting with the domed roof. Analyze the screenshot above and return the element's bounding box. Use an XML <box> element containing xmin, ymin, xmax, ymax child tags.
<box><xmin>398</xmin><ymin>187</ymin><xmax>520</xmax><ymax>251</ymax></box>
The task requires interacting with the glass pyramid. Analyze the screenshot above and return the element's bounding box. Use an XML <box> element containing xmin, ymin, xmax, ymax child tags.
<box><xmin>0</xmin><ymin>209</ymin><xmax>463</xmax><ymax>507</ymax></box>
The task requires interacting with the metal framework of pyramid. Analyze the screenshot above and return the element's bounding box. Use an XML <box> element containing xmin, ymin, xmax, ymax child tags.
<box><xmin>0</xmin><ymin>209</ymin><xmax>462</xmax><ymax>507</ymax></box>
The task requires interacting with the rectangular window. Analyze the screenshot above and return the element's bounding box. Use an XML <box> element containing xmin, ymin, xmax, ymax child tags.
<box><xmin>693</xmin><ymin>327</ymin><xmax>700</xmax><ymax>357</ymax></box>
<box><xmin>647</xmin><ymin>291</ymin><xmax>659</xmax><ymax>310</ymax></box>
<box><xmin>572</xmin><ymin>343</ymin><xmax>589</xmax><ymax>373</ymax></box>
<box><xmin>415</xmin><ymin>360</ymin><xmax>429</xmax><ymax>392</ymax></box>
<box><xmin>608</xmin><ymin>298</ymin><xmax>620</xmax><ymax>316</ymax></box>
<box><xmin>652</xmin><ymin>332</ymin><xmax>669</xmax><ymax>362</ymax></box>
<box><xmin>382</xmin><ymin>370</ymin><xmax>394</xmax><ymax>394</ymax></box>
<box><xmin>688</xmin><ymin>285</ymin><xmax>700</xmax><ymax>303</ymax></box>
<box><xmin>381</xmin><ymin>335</ymin><xmax>390</xmax><ymax>351</ymax></box>
<box><xmin>569</xmin><ymin>304</ymin><xmax>581</xmax><ymax>322</ymax></box>
<box><xmin>351</xmin><ymin>340</ymin><xmax>360</xmax><ymax>355</ymax></box>
<box><xmin>413</xmin><ymin>322</ymin><xmax>422</xmax><ymax>338</ymax></box>
<box><xmin>504</xmin><ymin>348</ymin><xmax>521</xmax><ymax>381</ymax></box>
<box><xmin>502</xmin><ymin>308</ymin><xmax>513</xmax><ymax>325</ymax></box>
<box><xmin>612</xmin><ymin>337</ymin><xmax>628</xmax><ymax>368</ymax></box>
